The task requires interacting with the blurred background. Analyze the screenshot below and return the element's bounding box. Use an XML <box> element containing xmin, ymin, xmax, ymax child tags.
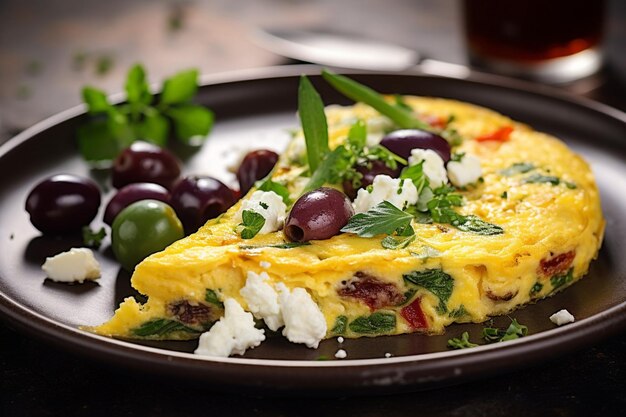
<box><xmin>0</xmin><ymin>0</ymin><xmax>624</xmax><ymax>144</ymax></box>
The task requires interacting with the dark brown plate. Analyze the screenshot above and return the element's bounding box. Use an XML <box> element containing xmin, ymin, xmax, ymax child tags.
<box><xmin>1</xmin><ymin>66</ymin><xmax>625</xmax><ymax>394</ymax></box>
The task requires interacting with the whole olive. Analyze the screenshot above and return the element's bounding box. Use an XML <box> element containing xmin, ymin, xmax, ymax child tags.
<box><xmin>112</xmin><ymin>141</ymin><xmax>181</xmax><ymax>189</ymax></box>
<box><xmin>170</xmin><ymin>176</ymin><xmax>236</xmax><ymax>234</ymax></box>
<box><xmin>380</xmin><ymin>129</ymin><xmax>451</xmax><ymax>164</ymax></box>
<box><xmin>237</xmin><ymin>149</ymin><xmax>279</xmax><ymax>195</ymax></box>
<box><xmin>25</xmin><ymin>174</ymin><xmax>101</xmax><ymax>234</ymax></box>
<box><xmin>342</xmin><ymin>160</ymin><xmax>401</xmax><ymax>200</ymax></box>
<box><xmin>284</xmin><ymin>187</ymin><xmax>354</xmax><ymax>242</ymax></box>
<box><xmin>103</xmin><ymin>182</ymin><xmax>170</xmax><ymax>225</ymax></box>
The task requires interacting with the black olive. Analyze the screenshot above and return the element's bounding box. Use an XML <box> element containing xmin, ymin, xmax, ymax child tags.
<box><xmin>380</xmin><ymin>129</ymin><xmax>451</xmax><ymax>164</ymax></box>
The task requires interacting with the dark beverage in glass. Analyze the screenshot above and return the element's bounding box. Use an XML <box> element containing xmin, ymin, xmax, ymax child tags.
<box><xmin>462</xmin><ymin>0</ymin><xmax>605</xmax><ymax>83</ymax></box>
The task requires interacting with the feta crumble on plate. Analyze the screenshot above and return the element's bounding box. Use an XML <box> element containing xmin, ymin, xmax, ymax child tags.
<box><xmin>41</xmin><ymin>248</ymin><xmax>100</xmax><ymax>283</ymax></box>
<box><xmin>194</xmin><ymin>298</ymin><xmax>265</xmax><ymax>357</ymax></box>
<box><xmin>353</xmin><ymin>175</ymin><xmax>418</xmax><ymax>213</ymax></box>
<box><xmin>235</xmin><ymin>190</ymin><xmax>287</xmax><ymax>234</ymax></box>
<box><xmin>550</xmin><ymin>309</ymin><xmax>575</xmax><ymax>326</ymax></box>
<box><xmin>335</xmin><ymin>349</ymin><xmax>347</xmax><ymax>359</ymax></box>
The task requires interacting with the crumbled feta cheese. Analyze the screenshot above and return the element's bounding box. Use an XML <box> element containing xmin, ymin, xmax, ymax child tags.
<box><xmin>384</xmin><ymin>352</ymin><xmax>392</xmax><ymax>358</ymax></box>
<box><xmin>236</xmin><ymin>190</ymin><xmax>287</xmax><ymax>234</ymax></box>
<box><xmin>41</xmin><ymin>248</ymin><xmax>100</xmax><ymax>283</ymax></box>
<box><xmin>277</xmin><ymin>284</ymin><xmax>327</xmax><ymax>348</ymax></box>
<box><xmin>259</xmin><ymin>261</ymin><xmax>271</xmax><ymax>269</ymax></box>
<box><xmin>447</xmin><ymin>154</ymin><xmax>482</xmax><ymax>187</ymax></box>
<box><xmin>337</xmin><ymin>336</ymin><xmax>345</xmax><ymax>344</ymax></box>
<box><xmin>353</xmin><ymin>175</ymin><xmax>418</xmax><ymax>213</ymax></box>
<box><xmin>550</xmin><ymin>309</ymin><xmax>575</xmax><ymax>326</ymax></box>
<box><xmin>408</xmin><ymin>149</ymin><xmax>448</xmax><ymax>188</ymax></box>
<box><xmin>240</xmin><ymin>271</ymin><xmax>284</xmax><ymax>331</ymax></box>
<box><xmin>194</xmin><ymin>298</ymin><xmax>265</xmax><ymax>357</ymax></box>
<box><xmin>335</xmin><ymin>349</ymin><xmax>347</xmax><ymax>359</ymax></box>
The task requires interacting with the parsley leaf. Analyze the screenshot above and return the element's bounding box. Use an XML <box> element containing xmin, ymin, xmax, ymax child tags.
<box><xmin>482</xmin><ymin>318</ymin><xmax>528</xmax><ymax>342</ymax></box>
<box><xmin>454</xmin><ymin>215</ymin><xmax>504</xmax><ymax>235</ymax></box>
<box><xmin>341</xmin><ymin>201</ymin><xmax>413</xmax><ymax>238</ymax></box>
<box><xmin>447</xmin><ymin>331</ymin><xmax>478</xmax><ymax>349</ymax></box>
<box><xmin>403</xmin><ymin>268</ymin><xmax>454</xmax><ymax>313</ymax></box>
<box><xmin>298</xmin><ymin>75</ymin><xmax>329</xmax><ymax>174</ymax></box>
<box><xmin>238</xmin><ymin>210</ymin><xmax>265</xmax><ymax>239</ymax></box>
<box><xmin>304</xmin><ymin>145</ymin><xmax>351</xmax><ymax>192</ymax></box>
<box><xmin>82</xmin><ymin>226</ymin><xmax>106</xmax><ymax>248</ymax></box>
<box><xmin>381</xmin><ymin>233</ymin><xmax>416</xmax><ymax>249</ymax></box>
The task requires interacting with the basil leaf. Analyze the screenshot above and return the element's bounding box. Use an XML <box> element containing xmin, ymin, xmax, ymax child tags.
<box><xmin>82</xmin><ymin>226</ymin><xmax>106</xmax><ymax>249</ymax></box>
<box><xmin>500</xmin><ymin>162</ymin><xmax>535</xmax><ymax>176</ymax></box>
<box><xmin>125</xmin><ymin>64</ymin><xmax>152</xmax><ymax>107</ymax></box>
<box><xmin>341</xmin><ymin>201</ymin><xmax>413</xmax><ymax>238</ymax></box>
<box><xmin>82</xmin><ymin>87</ymin><xmax>110</xmax><ymax>114</ymax></box>
<box><xmin>321</xmin><ymin>69</ymin><xmax>431</xmax><ymax>130</ymax></box>
<box><xmin>239</xmin><ymin>241</ymin><xmax>311</xmax><ymax>250</ymax></box>
<box><xmin>132</xmin><ymin>319</ymin><xmax>200</xmax><ymax>337</ymax></box>
<box><xmin>550</xmin><ymin>268</ymin><xmax>574</xmax><ymax>289</ymax></box>
<box><xmin>134</xmin><ymin>109</ymin><xmax>169</xmax><ymax>147</ymax></box>
<box><xmin>403</xmin><ymin>268</ymin><xmax>454</xmax><ymax>313</ymax></box>
<box><xmin>349</xmin><ymin>312</ymin><xmax>396</xmax><ymax>334</ymax></box>
<box><xmin>167</xmin><ymin>104</ymin><xmax>214</xmax><ymax>144</ymax></box>
<box><xmin>447</xmin><ymin>331</ymin><xmax>478</xmax><ymax>349</ymax></box>
<box><xmin>160</xmin><ymin>69</ymin><xmax>199</xmax><ymax>105</ymax></box>
<box><xmin>257</xmin><ymin>179</ymin><xmax>291</xmax><ymax>204</ymax></box>
<box><xmin>204</xmin><ymin>289</ymin><xmax>224</xmax><ymax>308</ymax></box>
<box><xmin>239</xmin><ymin>210</ymin><xmax>265</xmax><ymax>239</ymax></box>
<box><xmin>331</xmin><ymin>315</ymin><xmax>348</xmax><ymax>335</ymax></box>
<box><xmin>298</xmin><ymin>75</ymin><xmax>329</xmax><ymax>174</ymax></box>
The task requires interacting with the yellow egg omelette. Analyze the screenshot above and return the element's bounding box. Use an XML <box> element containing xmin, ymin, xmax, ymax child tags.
<box><xmin>90</xmin><ymin>88</ymin><xmax>604</xmax><ymax>342</ymax></box>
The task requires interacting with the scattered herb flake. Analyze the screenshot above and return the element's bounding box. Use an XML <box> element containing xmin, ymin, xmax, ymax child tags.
<box><xmin>550</xmin><ymin>268</ymin><xmax>574</xmax><ymax>289</ymax></box>
<box><xmin>447</xmin><ymin>331</ymin><xmax>478</xmax><ymax>349</ymax></box>
<box><xmin>500</xmin><ymin>162</ymin><xmax>535</xmax><ymax>176</ymax></box>
<box><xmin>82</xmin><ymin>226</ymin><xmax>106</xmax><ymax>248</ymax></box>
<box><xmin>523</xmin><ymin>173</ymin><xmax>561</xmax><ymax>186</ymax></box>
<box><xmin>482</xmin><ymin>318</ymin><xmax>528</xmax><ymax>343</ymax></box>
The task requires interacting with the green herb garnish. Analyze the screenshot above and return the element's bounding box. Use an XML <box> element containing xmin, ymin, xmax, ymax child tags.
<box><xmin>349</xmin><ymin>312</ymin><xmax>396</xmax><ymax>334</ymax></box>
<box><xmin>482</xmin><ymin>318</ymin><xmax>528</xmax><ymax>342</ymax></box>
<box><xmin>82</xmin><ymin>226</ymin><xmax>106</xmax><ymax>249</ymax></box>
<box><xmin>523</xmin><ymin>173</ymin><xmax>561</xmax><ymax>186</ymax></box>
<box><xmin>321</xmin><ymin>69</ymin><xmax>430</xmax><ymax>130</ymax></box>
<box><xmin>132</xmin><ymin>319</ymin><xmax>200</xmax><ymax>337</ymax></box>
<box><xmin>447</xmin><ymin>331</ymin><xmax>478</xmax><ymax>349</ymax></box>
<box><xmin>341</xmin><ymin>201</ymin><xmax>413</xmax><ymax>238</ymax></box>
<box><xmin>403</xmin><ymin>268</ymin><xmax>454</xmax><ymax>313</ymax></box>
<box><xmin>304</xmin><ymin>146</ymin><xmax>351</xmax><ymax>192</ymax></box>
<box><xmin>238</xmin><ymin>210</ymin><xmax>265</xmax><ymax>239</ymax></box>
<box><xmin>256</xmin><ymin>179</ymin><xmax>291</xmax><ymax>204</ymax></box>
<box><xmin>381</xmin><ymin>233</ymin><xmax>416</xmax><ymax>250</ymax></box>
<box><xmin>530</xmin><ymin>282</ymin><xmax>543</xmax><ymax>296</ymax></box>
<box><xmin>204</xmin><ymin>289</ymin><xmax>224</xmax><ymax>308</ymax></box>
<box><xmin>78</xmin><ymin>64</ymin><xmax>214</xmax><ymax>164</ymax></box>
<box><xmin>298</xmin><ymin>75</ymin><xmax>329</xmax><ymax>174</ymax></box>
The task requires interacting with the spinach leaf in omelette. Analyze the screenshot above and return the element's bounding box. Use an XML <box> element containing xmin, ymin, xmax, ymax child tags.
<box><xmin>403</xmin><ymin>269</ymin><xmax>454</xmax><ymax>313</ymax></box>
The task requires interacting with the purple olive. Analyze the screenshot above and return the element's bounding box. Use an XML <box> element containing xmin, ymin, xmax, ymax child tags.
<box><xmin>342</xmin><ymin>160</ymin><xmax>402</xmax><ymax>200</ymax></box>
<box><xmin>103</xmin><ymin>182</ymin><xmax>170</xmax><ymax>225</ymax></box>
<box><xmin>380</xmin><ymin>129</ymin><xmax>451</xmax><ymax>164</ymax></box>
<box><xmin>285</xmin><ymin>187</ymin><xmax>354</xmax><ymax>242</ymax></box>
<box><xmin>112</xmin><ymin>141</ymin><xmax>181</xmax><ymax>190</ymax></box>
<box><xmin>237</xmin><ymin>149</ymin><xmax>279</xmax><ymax>195</ymax></box>
<box><xmin>25</xmin><ymin>174</ymin><xmax>101</xmax><ymax>234</ymax></box>
<box><xmin>170</xmin><ymin>176</ymin><xmax>236</xmax><ymax>234</ymax></box>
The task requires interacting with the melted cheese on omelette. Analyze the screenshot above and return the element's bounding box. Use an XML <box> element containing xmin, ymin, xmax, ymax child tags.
<box><xmin>90</xmin><ymin>97</ymin><xmax>605</xmax><ymax>341</ymax></box>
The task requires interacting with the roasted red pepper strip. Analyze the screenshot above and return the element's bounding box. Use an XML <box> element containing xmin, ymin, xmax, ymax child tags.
<box><xmin>400</xmin><ymin>297</ymin><xmax>429</xmax><ymax>330</ymax></box>
<box><xmin>476</xmin><ymin>126</ymin><xmax>514</xmax><ymax>142</ymax></box>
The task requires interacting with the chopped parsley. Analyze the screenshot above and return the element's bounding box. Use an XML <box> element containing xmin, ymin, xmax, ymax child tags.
<box><xmin>82</xmin><ymin>226</ymin><xmax>106</xmax><ymax>248</ymax></box>
<box><xmin>500</xmin><ymin>162</ymin><xmax>535</xmax><ymax>176</ymax></box>
<box><xmin>482</xmin><ymin>318</ymin><xmax>528</xmax><ymax>342</ymax></box>
<box><xmin>341</xmin><ymin>201</ymin><xmax>415</xmax><ymax>245</ymax></box>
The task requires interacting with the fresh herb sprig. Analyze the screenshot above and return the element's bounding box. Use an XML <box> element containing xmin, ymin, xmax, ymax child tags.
<box><xmin>447</xmin><ymin>331</ymin><xmax>478</xmax><ymax>349</ymax></box>
<box><xmin>78</xmin><ymin>64</ymin><xmax>214</xmax><ymax>164</ymax></box>
<box><xmin>447</xmin><ymin>318</ymin><xmax>529</xmax><ymax>349</ymax></box>
<box><xmin>298</xmin><ymin>75</ymin><xmax>329</xmax><ymax>174</ymax></box>
<box><xmin>341</xmin><ymin>201</ymin><xmax>414</xmax><ymax>238</ymax></box>
<box><xmin>238</xmin><ymin>210</ymin><xmax>265</xmax><ymax>239</ymax></box>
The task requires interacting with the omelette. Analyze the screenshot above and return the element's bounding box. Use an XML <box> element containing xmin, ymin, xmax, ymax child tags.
<box><xmin>91</xmin><ymin>74</ymin><xmax>604</xmax><ymax>348</ymax></box>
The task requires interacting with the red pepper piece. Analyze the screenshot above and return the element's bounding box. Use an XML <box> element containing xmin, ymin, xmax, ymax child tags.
<box><xmin>400</xmin><ymin>297</ymin><xmax>429</xmax><ymax>330</ymax></box>
<box><xmin>475</xmin><ymin>126</ymin><xmax>514</xmax><ymax>142</ymax></box>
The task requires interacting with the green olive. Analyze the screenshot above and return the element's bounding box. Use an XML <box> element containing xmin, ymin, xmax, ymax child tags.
<box><xmin>111</xmin><ymin>199</ymin><xmax>184</xmax><ymax>271</ymax></box>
